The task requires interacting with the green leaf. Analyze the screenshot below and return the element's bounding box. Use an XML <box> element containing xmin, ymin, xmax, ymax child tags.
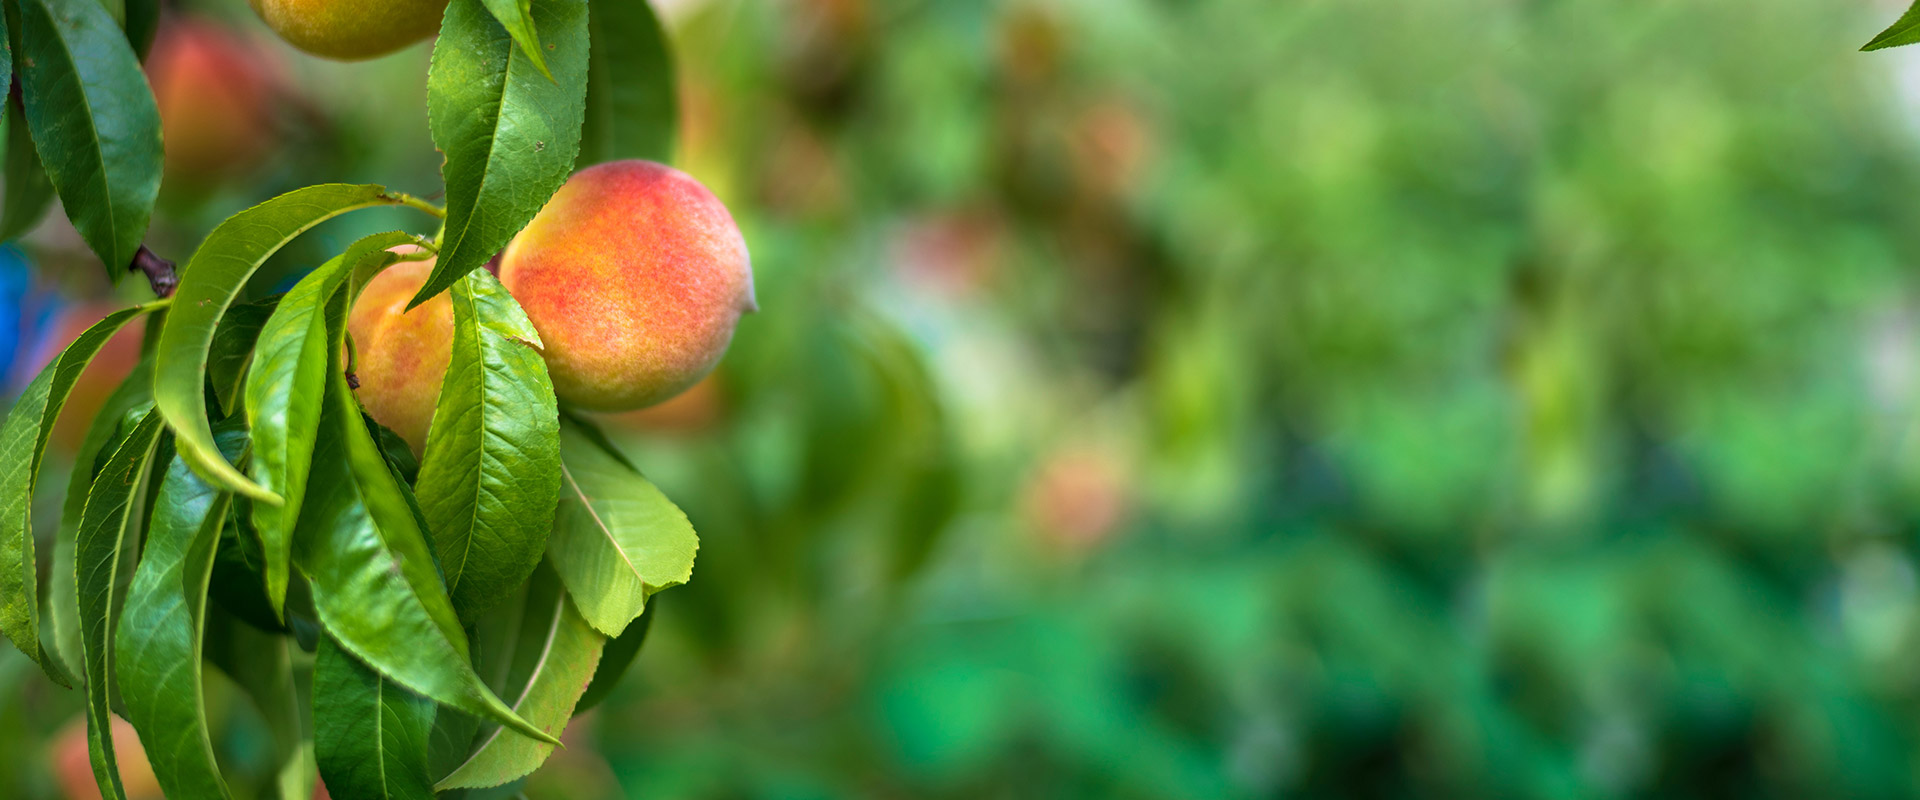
<box><xmin>579</xmin><ymin>0</ymin><xmax>675</xmax><ymax>165</ymax></box>
<box><xmin>295</xmin><ymin>359</ymin><xmax>557</xmax><ymax>745</ymax></box>
<box><xmin>0</xmin><ymin>303</ymin><xmax>153</xmax><ymax>686</ymax></box>
<box><xmin>547</xmin><ymin>420</ymin><xmax>697</xmax><ymax>637</ymax></box>
<box><xmin>1866</xmin><ymin>2</ymin><xmax>1920</xmax><ymax>50</ymax></box>
<box><xmin>418</xmin><ymin>269</ymin><xmax>560</xmax><ymax>621</ymax></box>
<box><xmin>122</xmin><ymin>0</ymin><xmax>156</xmax><ymax>58</ymax></box>
<box><xmin>314</xmin><ymin>634</ymin><xmax>437</xmax><ymax>800</ymax></box>
<box><xmin>438</xmin><ymin>563</ymin><xmax>602</xmax><ymax>790</ymax></box>
<box><xmin>249</xmin><ymin>232</ymin><xmax>416</xmax><ymax>621</ymax></box>
<box><xmin>116</xmin><ymin>421</ymin><xmax>245</xmax><ymax>800</ymax></box>
<box><xmin>574</xmin><ymin>596</ymin><xmax>651</xmax><ymax>714</ymax></box>
<box><xmin>16</xmin><ymin>0</ymin><xmax>161</xmax><ymax>272</ymax></box>
<box><xmin>421</xmin><ymin>0</ymin><xmax>588</xmax><ymax>309</ymax></box>
<box><xmin>205</xmin><ymin>607</ymin><xmax>314</xmax><ymax>800</ymax></box>
<box><xmin>207</xmin><ymin>295</ymin><xmax>278</xmax><ymax>417</ymax></box>
<box><xmin>48</xmin><ymin>357</ymin><xmax>154</xmax><ymax>678</ymax></box>
<box><xmin>155</xmin><ymin>183</ymin><xmax>406</xmax><ymax>503</ymax></box>
<box><xmin>1</xmin><ymin>95</ymin><xmax>56</xmax><ymax>243</ymax></box>
<box><xmin>479</xmin><ymin>0</ymin><xmax>551</xmax><ymax>81</ymax></box>
<box><xmin>75</xmin><ymin>409</ymin><xmax>165</xmax><ymax>800</ymax></box>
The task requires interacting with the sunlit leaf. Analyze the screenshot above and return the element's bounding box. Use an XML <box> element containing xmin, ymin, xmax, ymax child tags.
<box><xmin>116</xmin><ymin>421</ymin><xmax>246</xmax><ymax>799</ymax></box>
<box><xmin>295</xmin><ymin>359</ymin><xmax>555</xmax><ymax>744</ymax></box>
<box><xmin>438</xmin><ymin>563</ymin><xmax>603</xmax><ymax>790</ymax></box>
<box><xmin>420</xmin><ymin>0</ymin><xmax>587</xmax><ymax>308</ymax></box>
<box><xmin>546</xmin><ymin>419</ymin><xmax>697</xmax><ymax>637</ymax></box>
<box><xmin>75</xmin><ymin>409</ymin><xmax>165</xmax><ymax>800</ymax></box>
<box><xmin>249</xmin><ymin>231</ymin><xmax>416</xmax><ymax>620</ymax></box>
<box><xmin>0</xmin><ymin>303</ymin><xmax>154</xmax><ymax>686</ymax></box>
<box><xmin>155</xmin><ymin>184</ymin><xmax>406</xmax><ymax>502</ymax></box>
<box><xmin>417</xmin><ymin>269</ymin><xmax>560</xmax><ymax>621</ymax></box>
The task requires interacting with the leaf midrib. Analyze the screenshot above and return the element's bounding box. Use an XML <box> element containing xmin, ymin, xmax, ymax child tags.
<box><xmin>560</xmin><ymin>461</ymin><xmax>644</xmax><ymax>582</ymax></box>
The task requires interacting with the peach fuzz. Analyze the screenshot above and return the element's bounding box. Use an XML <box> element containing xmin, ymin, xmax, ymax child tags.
<box><xmin>248</xmin><ymin>0</ymin><xmax>449</xmax><ymax>61</ymax></box>
<box><xmin>499</xmin><ymin>160</ymin><xmax>755</xmax><ymax>412</ymax></box>
<box><xmin>346</xmin><ymin>257</ymin><xmax>451</xmax><ymax>453</ymax></box>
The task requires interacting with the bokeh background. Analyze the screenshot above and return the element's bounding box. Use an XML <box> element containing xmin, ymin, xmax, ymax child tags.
<box><xmin>12</xmin><ymin>0</ymin><xmax>1920</xmax><ymax>796</ymax></box>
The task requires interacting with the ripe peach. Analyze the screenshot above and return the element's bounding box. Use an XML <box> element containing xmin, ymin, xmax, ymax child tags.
<box><xmin>499</xmin><ymin>160</ymin><xmax>755</xmax><ymax>412</ymax></box>
<box><xmin>146</xmin><ymin>20</ymin><xmax>277</xmax><ymax>185</ymax></box>
<box><xmin>346</xmin><ymin>257</ymin><xmax>452</xmax><ymax>453</ymax></box>
<box><xmin>248</xmin><ymin>0</ymin><xmax>449</xmax><ymax>61</ymax></box>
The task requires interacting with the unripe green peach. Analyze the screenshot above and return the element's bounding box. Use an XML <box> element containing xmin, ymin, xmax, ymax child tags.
<box><xmin>248</xmin><ymin>0</ymin><xmax>449</xmax><ymax>61</ymax></box>
<box><xmin>499</xmin><ymin>160</ymin><xmax>755</xmax><ymax>412</ymax></box>
<box><xmin>346</xmin><ymin>257</ymin><xmax>452</xmax><ymax>453</ymax></box>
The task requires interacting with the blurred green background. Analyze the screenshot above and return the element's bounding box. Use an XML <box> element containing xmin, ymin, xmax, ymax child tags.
<box><xmin>14</xmin><ymin>0</ymin><xmax>1920</xmax><ymax>796</ymax></box>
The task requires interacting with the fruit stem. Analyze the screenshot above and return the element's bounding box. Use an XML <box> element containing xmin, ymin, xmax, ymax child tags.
<box><xmin>390</xmin><ymin>192</ymin><xmax>447</xmax><ymax>219</ymax></box>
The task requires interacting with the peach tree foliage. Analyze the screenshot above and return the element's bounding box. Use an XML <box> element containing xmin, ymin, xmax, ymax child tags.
<box><xmin>0</xmin><ymin>0</ymin><xmax>690</xmax><ymax>797</ymax></box>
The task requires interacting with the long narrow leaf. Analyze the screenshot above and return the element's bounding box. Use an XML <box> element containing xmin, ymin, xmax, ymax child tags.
<box><xmin>16</xmin><ymin>0</ymin><xmax>161</xmax><ymax>272</ymax></box>
<box><xmin>154</xmin><ymin>183</ymin><xmax>406</xmax><ymax>502</ymax></box>
<box><xmin>579</xmin><ymin>0</ymin><xmax>675</xmax><ymax>165</ymax></box>
<box><xmin>249</xmin><ymin>231</ymin><xmax>415</xmax><ymax>620</ymax></box>
<box><xmin>479</xmin><ymin>0</ymin><xmax>551</xmax><ymax>80</ymax></box>
<box><xmin>74</xmin><ymin>409</ymin><xmax>165</xmax><ymax>800</ymax></box>
<box><xmin>296</xmin><ymin>360</ymin><xmax>556</xmax><ymax>744</ymax></box>
<box><xmin>417</xmin><ymin>269</ymin><xmax>560</xmax><ymax>620</ymax></box>
<box><xmin>419</xmin><ymin>0</ymin><xmax>587</xmax><ymax>308</ymax></box>
<box><xmin>438</xmin><ymin>564</ymin><xmax>603</xmax><ymax>789</ymax></box>
<box><xmin>116</xmin><ymin>422</ymin><xmax>245</xmax><ymax>799</ymax></box>
<box><xmin>0</xmin><ymin>303</ymin><xmax>154</xmax><ymax>686</ymax></box>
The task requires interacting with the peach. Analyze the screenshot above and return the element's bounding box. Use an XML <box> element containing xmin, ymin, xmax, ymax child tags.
<box><xmin>499</xmin><ymin>160</ymin><xmax>755</xmax><ymax>412</ymax></box>
<box><xmin>346</xmin><ymin>257</ymin><xmax>451</xmax><ymax>453</ymax></box>
<box><xmin>248</xmin><ymin>0</ymin><xmax>449</xmax><ymax>61</ymax></box>
<box><xmin>146</xmin><ymin>20</ymin><xmax>277</xmax><ymax>185</ymax></box>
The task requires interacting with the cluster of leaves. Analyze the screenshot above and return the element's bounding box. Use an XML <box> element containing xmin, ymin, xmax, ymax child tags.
<box><xmin>0</xmin><ymin>0</ymin><xmax>696</xmax><ymax>797</ymax></box>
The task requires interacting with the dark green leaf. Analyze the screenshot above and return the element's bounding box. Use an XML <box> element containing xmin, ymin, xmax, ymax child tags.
<box><xmin>75</xmin><ymin>409</ymin><xmax>165</xmax><ymax>800</ymax></box>
<box><xmin>0</xmin><ymin>95</ymin><xmax>56</xmax><ymax>243</ymax></box>
<box><xmin>116</xmin><ymin>422</ymin><xmax>245</xmax><ymax>800</ymax></box>
<box><xmin>122</xmin><ymin>0</ymin><xmax>155</xmax><ymax>58</ymax></box>
<box><xmin>0</xmin><ymin>302</ymin><xmax>154</xmax><ymax>686</ymax></box>
<box><xmin>248</xmin><ymin>231</ymin><xmax>415</xmax><ymax>621</ymax></box>
<box><xmin>207</xmin><ymin>295</ymin><xmax>278</xmax><ymax>417</ymax></box>
<box><xmin>418</xmin><ymin>269</ymin><xmax>560</xmax><ymax>621</ymax></box>
<box><xmin>295</xmin><ymin>360</ymin><xmax>556</xmax><ymax>744</ymax></box>
<box><xmin>1866</xmin><ymin>1</ymin><xmax>1920</xmax><ymax>50</ymax></box>
<box><xmin>479</xmin><ymin>0</ymin><xmax>551</xmax><ymax>81</ymax></box>
<box><xmin>205</xmin><ymin>612</ymin><xmax>314</xmax><ymax>800</ymax></box>
<box><xmin>0</xmin><ymin>7</ymin><xmax>10</xmax><ymax>127</ymax></box>
<box><xmin>579</xmin><ymin>0</ymin><xmax>675</xmax><ymax>165</ymax></box>
<box><xmin>47</xmin><ymin>357</ymin><xmax>153</xmax><ymax>677</ymax></box>
<box><xmin>314</xmin><ymin>634</ymin><xmax>437</xmax><ymax>800</ymax></box>
<box><xmin>16</xmin><ymin>0</ymin><xmax>161</xmax><ymax>272</ymax></box>
<box><xmin>438</xmin><ymin>563</ymin><xmax>602</xmax><ymax>790</ymax></box>
<box><xmin>421</xmin><ymin>0</ymin><xmax>588</xmax><ymax>308</ymax></box>
<box><xmin>574</xmin><ymin>596</ymin><xmax>651</xmax><ymax>714</ymax></box>
<box><xmin>547</xmin><ymin>420</ymin><xmax>697</xmax><ymax>637</ymax></box>
<box><xmin>154</xmin><ymin>183</ymin><xmax>407</xmax><ymax>502</ymax></box>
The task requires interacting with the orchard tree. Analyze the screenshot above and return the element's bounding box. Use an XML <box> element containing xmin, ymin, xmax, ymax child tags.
<box><xmin>0</xmin><ymin>0</ymin><xmax>741</xmax><ymax>797</ymax></box>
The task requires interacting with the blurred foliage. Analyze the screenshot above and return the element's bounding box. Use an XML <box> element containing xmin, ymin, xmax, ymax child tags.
<box><xmin>11</xmin><ymin>0</ymin><xmax>1920</xmax><ymax>797</ymax></box>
